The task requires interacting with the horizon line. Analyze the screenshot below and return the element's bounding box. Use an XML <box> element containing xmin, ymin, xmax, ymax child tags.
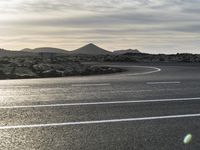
<box><xmin>1</xmin><ymin>43</ymin><xmax>199</xmax><ymax>55</ymax></box>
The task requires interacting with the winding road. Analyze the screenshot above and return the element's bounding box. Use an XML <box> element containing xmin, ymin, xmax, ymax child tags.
<box><xmin>0</xmin><ymin>63</ymin><xmax>200</xmax><ymax>149</ymax></box>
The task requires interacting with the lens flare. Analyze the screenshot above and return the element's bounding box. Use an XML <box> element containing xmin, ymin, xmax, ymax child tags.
<box><xmin>183</xmin><ymin>134</ymin><xmax>192</xmax><ymax>144</ymax></box>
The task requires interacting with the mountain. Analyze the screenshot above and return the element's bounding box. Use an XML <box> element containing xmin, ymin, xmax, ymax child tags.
<box><xmin>0</xmin><ymin>48</ymin><xmax>35</xmax><ymax>57</ymax></box>
<box><xmin>71</xmin><ymin>43</ymin><xmax>112</xmax><ymax>55</ymax></box>
<box><xmin>22</xmin><ymin>47</ymin><xmax>68</xmax><ymax>54</ymax></box>
<box><xmin>113</xmin><ymin>49</ymin><xmax>141</xmax><ymax>55</ymax></box>
<box><xmin>0</xmin><ymin>44</ymin><xmax>141</xmax><ymax>57</ymax></box>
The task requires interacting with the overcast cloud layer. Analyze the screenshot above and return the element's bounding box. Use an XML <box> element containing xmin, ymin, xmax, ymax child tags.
<box><xmin>0</xmin><ymin>0</ymin><xmax>200</xmax><ymax>53</ymax></box>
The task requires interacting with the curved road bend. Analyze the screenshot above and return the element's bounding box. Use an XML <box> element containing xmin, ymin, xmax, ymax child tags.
<box><xmin>0</xmin><ymin>63</ymin><xmax>200</xmax><ymax>149</ymax></box>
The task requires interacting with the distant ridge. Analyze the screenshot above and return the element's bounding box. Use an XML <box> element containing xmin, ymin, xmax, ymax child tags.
<box><xmin>21</xmin><ymin>47</ymin><xmax>68</xmax><ymax>54</ymax></box>
<box><xmin>113</xmin><ymin>49</ymin><xmax>141</xmax><ymax>55</ymax></box>
<box><xmin>0</xmin><ymin>48</ymin><xmax>35</xmax><ymax>57</ymax></box>
<box><xmin>71</xmin><ymin>43</ymin><xmax>112</xmax><ymax>55</ymax></box>
<box><xmin>1</xmin><ymin>44</ymin><xmax>141</xmax><ymax>57</ymax></box>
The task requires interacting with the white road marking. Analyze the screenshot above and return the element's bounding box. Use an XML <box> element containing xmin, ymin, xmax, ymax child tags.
<box><xmin>0</xmin><ymin>85</ymin><xmax>30</xmax><ymax>88</ymax></box>
<box><xmin>106</xmin><ymin>89</ymin><xmax>153</xmax><ymax>93</ymax></box>
<box><xmin>127</xmin><ymin>66</ymin><xmax>161</xmax><ymax>76</ymax></box>
<box><xmin>1</xmin><ymin>87</ymin><xmax>198</xmax><ymax>98</ymax></box>
<box><xmin>0</xmin><ymin>97</ymin><xmax>200</xmax><ymax>109</ymax></box>
<box><xmin>72</xmin><ymin>83</ymin><xmax>111</xmax><ymax>87</ymax></box>
<box><xmin>39</xmin><ymin>87</ymin><xmax>67</xmax><ymax>91</ymax></box>
<box><xmin>0</xmin><ymin>89</ymin><xmax>153</xmax><ymax>98</ymax></box>
<box><xmin>0</xmin><ymin>113</ymin><xmax>200</xmax><ymax>129</ymax></box>
<box><xmin>147</xmin><ymin>81</ymin><xmax>181</xmax><ymax>85</ymax></box>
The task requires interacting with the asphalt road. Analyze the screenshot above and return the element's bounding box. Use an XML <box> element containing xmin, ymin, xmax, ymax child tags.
<box><xmin>0</xmin><ymin>63</ymin><xmax>200</xmax><ymax>150</ymax></box>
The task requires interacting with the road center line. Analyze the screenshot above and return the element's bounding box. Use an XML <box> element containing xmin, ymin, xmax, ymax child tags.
<box><xmin>147</xmin><ymin>81</ymin><xmax>181</xmax><ymax>85</ymax></box>
<box><xmin>1</xmin><ymin>113</ymin><xmax>200</xmax><ymax>129</ymax></box>
<box><xmin>0</xmin><ymin>85</ymin><xmax>30</xmax><ymax>88</ymax></box>
<box><xmin>71</xmin><ymin>83</ymin><xmax>111</xmax><ymax>87</ymax></box>
<box><xmin>0</xmin><ymin>97</ymin><xmax>200</xmax><ymax>109</ymax></box>
<box><xmin>0</xmin><ymin>88</ymin><xmax>184</xmax><ymax>98</ymax></box>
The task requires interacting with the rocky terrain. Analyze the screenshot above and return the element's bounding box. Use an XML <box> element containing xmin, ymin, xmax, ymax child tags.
<box><xmin>0</xmin><ymin>56</ymin><xmax>125</xmax><ymax>79</ymax></box>
<box><xmin>62</xmin><ymin>53</ymin><xmax>200</xmax><ymax>63</ymax></box>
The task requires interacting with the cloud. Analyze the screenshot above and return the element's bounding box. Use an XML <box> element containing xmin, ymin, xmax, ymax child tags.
<box><xmin>0</xmin><ymin>0</ymin><xmax>197</xmax><ymax>13</ymax></box>
<box><xmin>0</xmin><ymin>0</ymin><xmax>200</xmax><ymax>53</ymax></box>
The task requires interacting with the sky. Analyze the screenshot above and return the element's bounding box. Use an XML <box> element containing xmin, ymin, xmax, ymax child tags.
<box><xmin>0</xmin><ymin>0</ymin><xmax>200</xmax><ymax>54</ymax></box>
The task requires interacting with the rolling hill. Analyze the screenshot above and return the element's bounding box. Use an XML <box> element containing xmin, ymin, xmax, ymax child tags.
<box><xmin>21</xmin><ymin>47</ymin><xmax>68</xmax><ymax>54</ymax></box>
<box><xmin>113</xmin><ymin>49</ymin><xmax>141</xmax><ymax>55</ymax></box>
<box><xmin>0</xmin><ymin>49</ymin><xmax>35</xmax><ymax>57</ymax></box>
